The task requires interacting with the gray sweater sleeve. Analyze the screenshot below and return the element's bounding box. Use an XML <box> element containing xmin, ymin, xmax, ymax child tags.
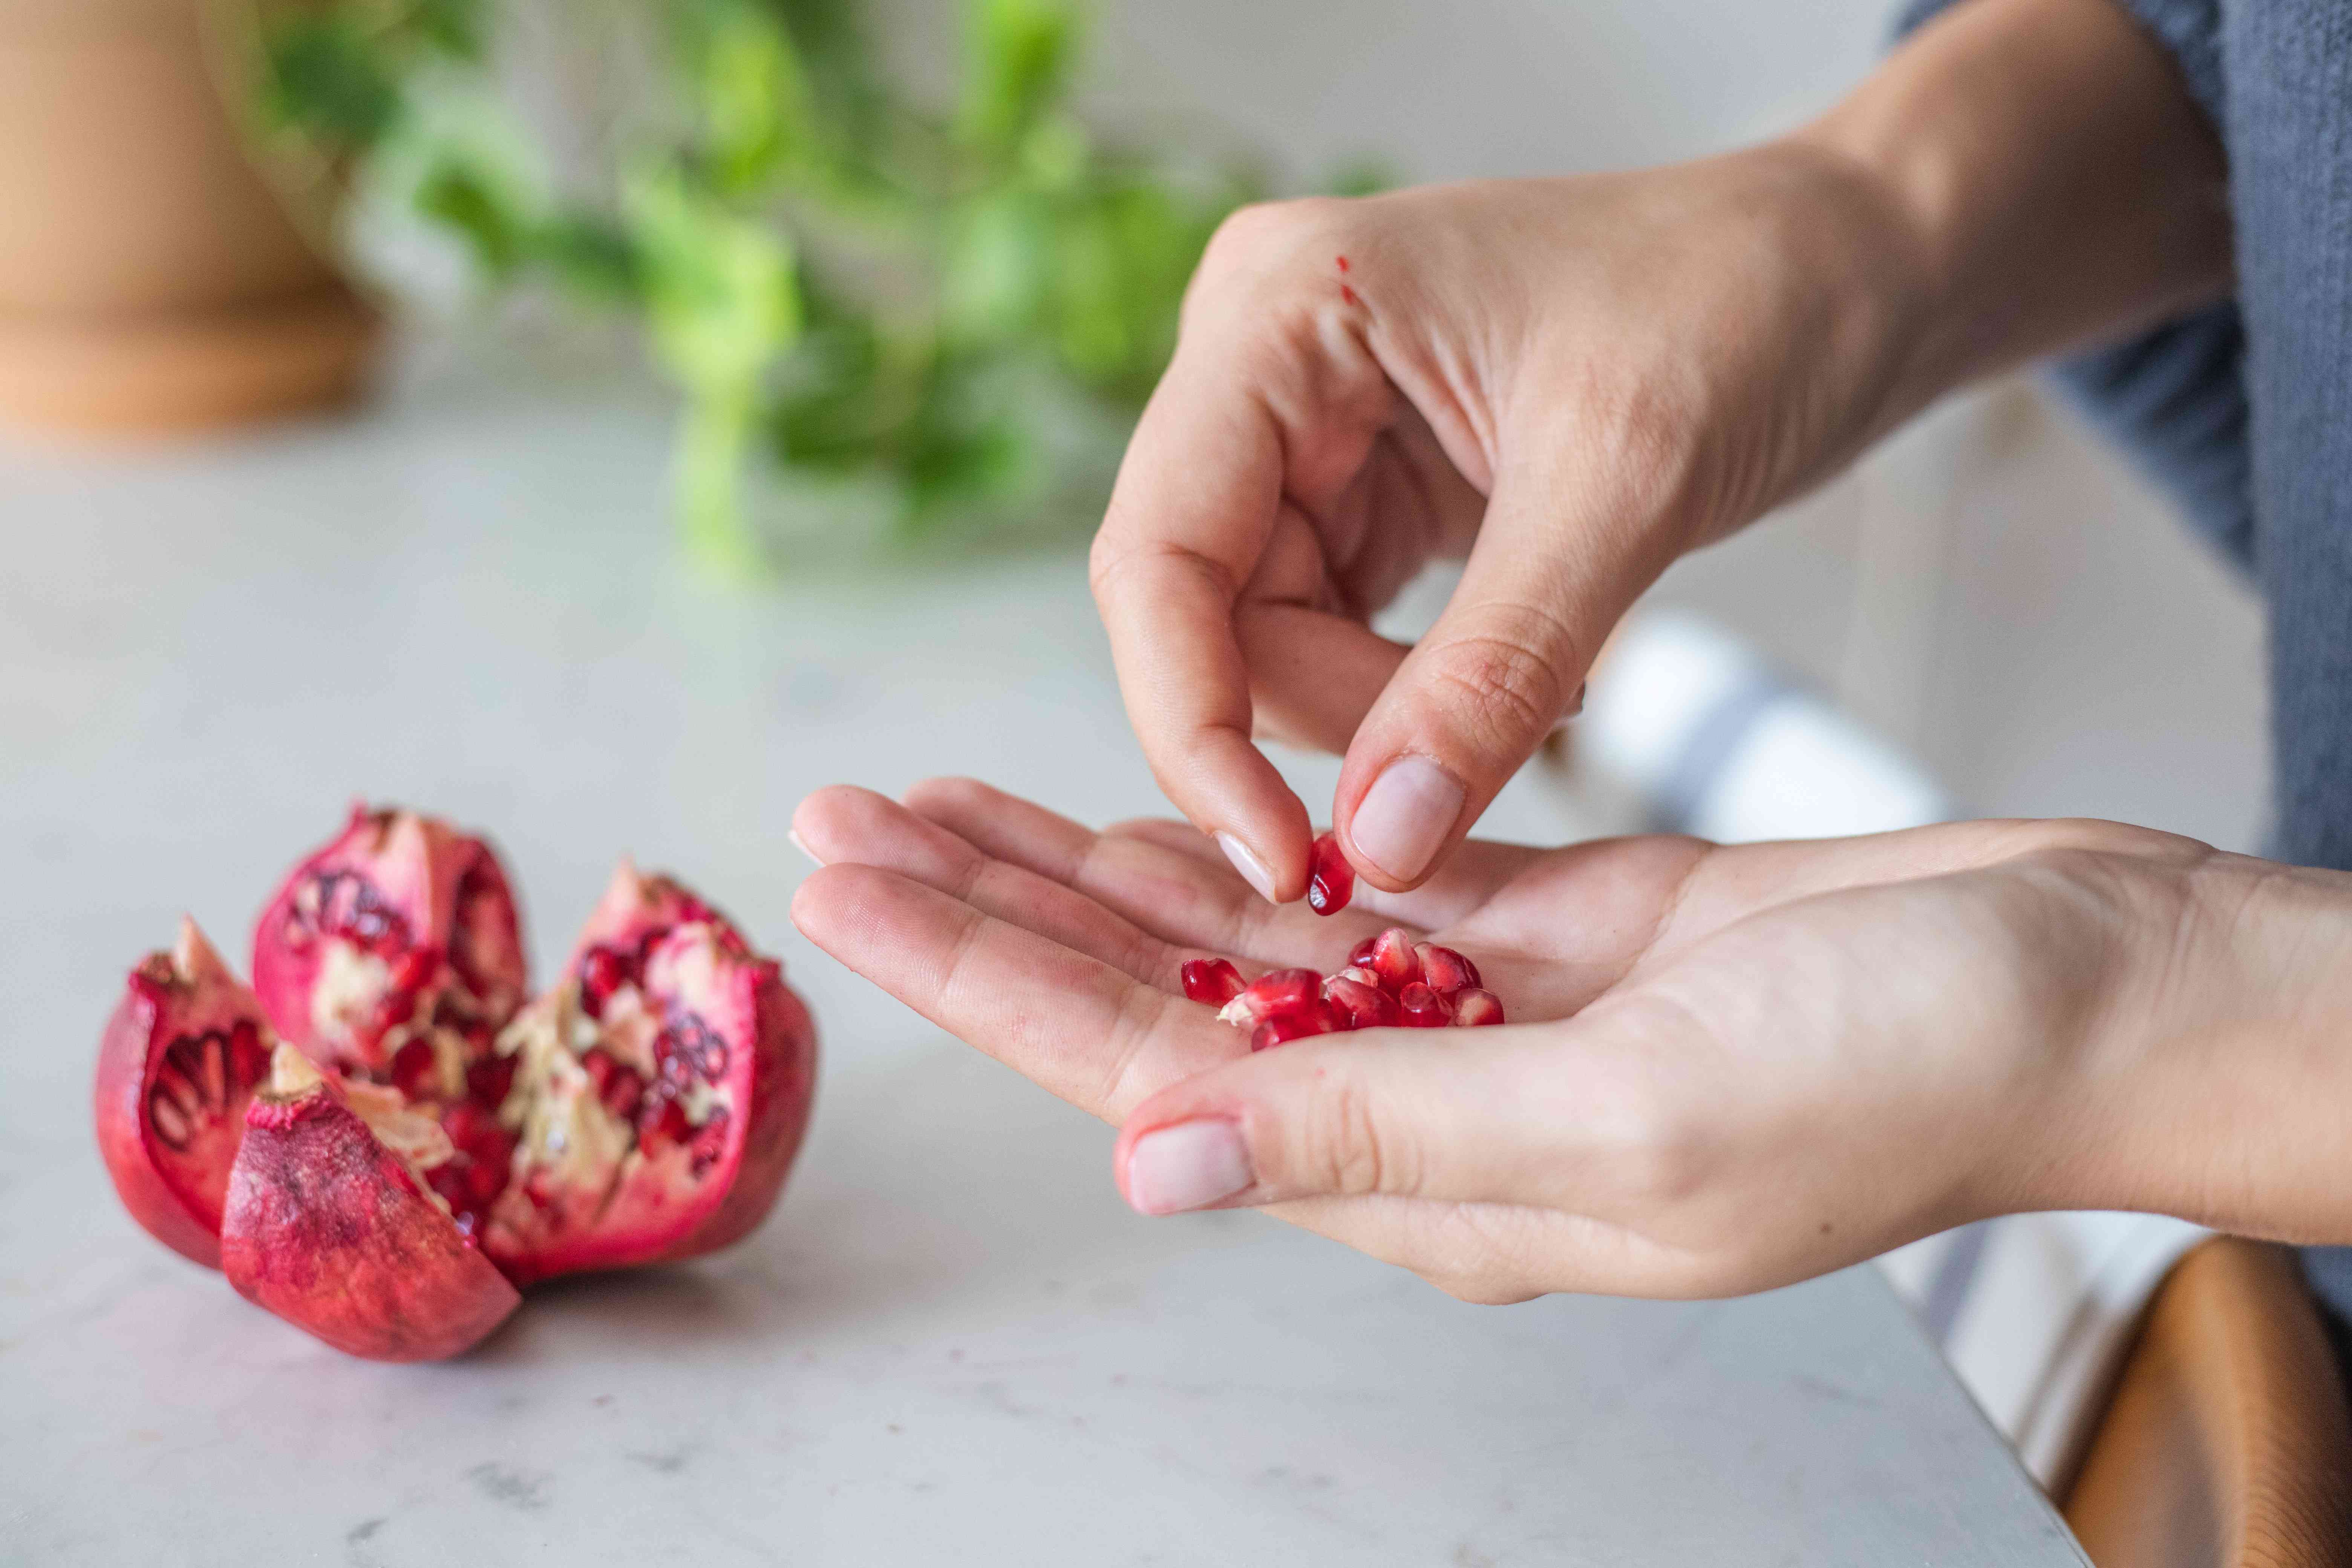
<box><xmin>1894</xmin><ymin>0</ymin><xmax>2251</xmax><ymax>568</ymax></box>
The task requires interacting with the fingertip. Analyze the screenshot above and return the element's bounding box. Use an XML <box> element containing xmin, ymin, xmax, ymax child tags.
<box><xmin>786</xmin><ymin>861</ymin><xmax>847</xmax><ymax>940</ymax></box>
<box><xmin>1169</xmin><ymin>730</ymin><xmax>1316</xmax><ymax>903</ymax></box>
<box><xmin>792</xmin><ymin>784</ymin><xmax>892</xmax><ymax>867</ymax></box>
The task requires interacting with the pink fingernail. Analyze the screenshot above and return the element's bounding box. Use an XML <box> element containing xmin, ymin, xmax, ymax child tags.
<box><xmin>1349</xmin><ymin>755</ymin><xmax>1464</xmax><ymax>882</ymax></box>
<box><xmin>1124</xmin><ymin>1120</ymin><xmax>1254</xmax><ymax>1215</ymax></box>
<box><xmin>788</xmin><ymin>828</ymin><xmax>824</xmax><ymax>867</ymax></box>
<box><xmin>1216</xmin><ymin>833</ymin><xmax>1279</xmax><ymax>903</ymax></box>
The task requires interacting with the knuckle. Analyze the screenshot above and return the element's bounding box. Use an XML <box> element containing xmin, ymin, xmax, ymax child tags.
<box><xmin>1425</xmin><ymin>629</ymin><xmax>1571</xmax><ymax>750</ymax></box>
<box><xmin>1297</xmin><ymin>1070</ymin><xmax>1417</xmax><ymax>1198</ymax></box>
<box><xmin>1198</xmin><ymin>197</ymin><xmax>1341</xmax><ymax>278</ymax></box>
<box><xmin>2001</xmin><ymin>817</ymin><xmax>2213</xmax><ymax>866</ymax></box>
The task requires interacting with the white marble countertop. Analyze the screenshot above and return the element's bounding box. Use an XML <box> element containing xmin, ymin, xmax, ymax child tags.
<box><xmin>0</xmin><ymin>351</ymin><xmax>2083</xmax><ymax>1564</ymax></box>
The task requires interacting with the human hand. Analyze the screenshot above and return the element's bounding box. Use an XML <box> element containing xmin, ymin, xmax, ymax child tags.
<box><xmin>1090</xmin><ymin>155</ymin><xmax>1929</xmax><ymax>905</ymax></box>
<box><xmin>1090</xmin><ymin>0</ymin><xmax>2233</xmax><ymax>909</ymax></box>
<box><xmin>792</xmin><ymin>781</ymin><xmax>2352</xmax><ymax>1303</ymax></box>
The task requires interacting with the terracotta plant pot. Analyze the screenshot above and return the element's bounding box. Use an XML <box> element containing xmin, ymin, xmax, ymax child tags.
<box><xmin>0</xmin><ymin>0</ymin><xmax>377</xmax><ymax>434</ymax></box>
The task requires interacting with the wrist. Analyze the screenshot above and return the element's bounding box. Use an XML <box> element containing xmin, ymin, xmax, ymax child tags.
<box><xmin>2058</xmin><ymin>853</ymin><xmax>2352</xmax><ymax>1239</ymax></box>
<box><xmin>1788</xmin><ymin>0</ymin><xmax>2230</xmax><ymax>406</ymax></box>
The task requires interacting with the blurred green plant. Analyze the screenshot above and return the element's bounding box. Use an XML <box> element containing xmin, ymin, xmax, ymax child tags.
<box><xmin>251</xmin><ymin>0</ymin><xmax>1369</xmax><ymax>575</ymax></box>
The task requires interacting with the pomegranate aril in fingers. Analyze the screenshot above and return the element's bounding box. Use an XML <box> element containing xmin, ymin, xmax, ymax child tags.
<box><xmin>1305</xmin><ymin>833</ymin><xmax>1354</xmax><ymax>916</ymax></box>
<box><xmin>1323</xmin><ymin>975</ymin><xmax>1398</xmax><ymax>1030</ymax></box>
<box><xmin>1396</xmin><ymin>982</ymin><xmax>1453</xmax><ymax>1027</ymax></box>
<box><xmin>1217</xmin><ymin>967</ymin><xmax>1322</xmax><ymax>1027</ymax></box>
<box><xmin>1414</xmin><ymin>943</ymin><xmax>1482</xmax><ymax>998</ymax></box>
<box><xmin>1180</xmin><ymin>957</ymin><xmax>1246</xmax><ymax>1006</ymax></box>
<box><xmin>1450</xmin><ymin>988</ymin><xmax>1504</xmax><ymax>1026</ymax></box>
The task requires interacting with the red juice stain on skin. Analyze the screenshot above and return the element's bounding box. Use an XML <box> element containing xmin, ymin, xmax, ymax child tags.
<box><xmin>1339</xmin><ymin>284</ymin><xmax>1359</xmax><ymax>306</ymax></box>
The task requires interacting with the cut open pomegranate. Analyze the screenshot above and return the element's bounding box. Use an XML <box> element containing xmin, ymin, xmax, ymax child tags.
<box><xmin>93</xmin><ymin>920</ymin><xmax>277</xmax><ymax>1268</ymax></box>
<box><xmin>97</xmin><ymin>805</ymin><xmax>819</xmax><ymax>1362</ymax></box>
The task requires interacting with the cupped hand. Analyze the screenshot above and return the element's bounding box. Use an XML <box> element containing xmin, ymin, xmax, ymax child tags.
<box><xmin>1090</xmin><ymin>153</ymin><xmax>1930</xmax><ymax>904</ymax></box>
<box><xmin>790</xmin><ymin>779</ymin><xmax>2242</xmax><ymax>1303</ymax></box>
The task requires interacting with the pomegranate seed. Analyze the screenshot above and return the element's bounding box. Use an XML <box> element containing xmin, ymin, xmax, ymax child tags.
<box><xmin>1346</xmin><ymin>935</ymin><xmax>1378</xmax><ymax>968</ymax></box>
<box><xmin>1249</xmin><ymin>1004</ymin><xmax>1341</xmax><ymax>1051</ymax></box>
<box><xmin>1337</xmin><ymin>965</ymin><xmax>1381</xmax><ymax>990</ymax></box>
<box><xmin>1450</xmin><ymin>988</ymin><xmax>1505</xmax><ymax>1026</ymax></box>
<box><xmin>227</xmin><ymin>1018</ymin><xmax>270</xmax><ymax>1086</ymax></box>
<box><xmin>1180</xmin><ymin>957</ymin><xmax>1246</xmax><ymax>1006</ymax></box>
<box><xmin>1323</xmin><ymin>974</ymin><xmax>1398</xmax><ymax>1030</ymax></box>
<box><xmin>1396</xmin><ymin>982</ymin><xmax>1452</xmax><ymax>1027</ymax></box>
<box><xmin>580</xmin><ymin>1048</ymin><xmax>646</xmax><ymax>1122</ymax></box>
<box><xmin>388</xmin><ymin>1037</ymin><xmax>440</xmax><ymax>1099</ymax></box>
<box><xmin>1414</xmin><ymin>943</ymin><xmax>1482</xmax><ymax>998</ymax></box>
<box><xmin>1305</xmin><ymin>832</ymin><xmax>1355</xmax><ymax>916</ymax></box>
<box><xmin>641</xmin><ymin>1095</ymin><xmax>693</xmax><ymax>1150</ymax></box>
<box><xmin>1218</xmin><ymin>967</ymin><xmax>1322</xmax><ymax>1026</ymax></box>
<box><xmin>688</xmin><ymin>1107</ymin><xmax>731</xmax><ymax>1176</ymax></box>
<box><xmin>1364</xmin><ymin>928</ymin><xmax>1421</xmax><ymax>993</ymax></box>
<box><xmin>578</xmin><ymin>944</ymin><xmax>635</xmax><ymax>1018</ymax></box>
<box><xmin>466</xmin><ymin>1052</ymin><xmax>517</xmax><ymax>1111</ymax></box>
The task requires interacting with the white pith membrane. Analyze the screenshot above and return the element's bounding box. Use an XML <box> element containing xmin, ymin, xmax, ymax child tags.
<box><xmin>487</xmin><ymin>925</ymin><xmax>739</xmax><ymax>1243</ymax></box>
<box><xmin>309</xmin><ymin>941</ymin><xmax>395</xmax><ymax>1062</ymax></box>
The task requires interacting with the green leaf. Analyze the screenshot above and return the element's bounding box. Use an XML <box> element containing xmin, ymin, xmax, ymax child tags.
<box><xmin>623</xmin><ymin>165</ymin><xmax>802</xmax><ymax>396</ymax></box>
<box><xmin>407</xmin><ymin>0</ymin><xmax>488</xmax><ymax>61</ymax></box>
<box><xmin>259</xmin><ymin>15</ymin><xmax>405</xmax><ymax>149</ymax></box>
<box><xmin>940</xmin><ymin>191</ymin><xmax>1055</xmax><ymax>343</ymax></box>
<box><xmin>414</xmin><ymin>157</ymin><xmax>529</xmax><ymax>276</ymax></box>
<box><xmin>691</xmin><ymin>2</ymin><xmax>816</xmax><ymax>194</ymax></box>
<box><xmin>1321</xmin><ymin>155</ymin><xmax>1397</xmax><ymax>198</ymax></box>
<box><xmin>531</xmin><ymin>214</ymin><xmax>644</xmax><ymax>302</ymax></box>
<box><xmin>961</xmin><ymin>0</ymin><xmax>1080</xmax><ymax>152</ymax></box>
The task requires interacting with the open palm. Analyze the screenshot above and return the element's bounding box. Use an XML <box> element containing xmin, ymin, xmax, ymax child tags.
<box><xmin>792</xmin><ymin>779</ymin><xmax>2221</xmax><ymax>1302</ymax></box>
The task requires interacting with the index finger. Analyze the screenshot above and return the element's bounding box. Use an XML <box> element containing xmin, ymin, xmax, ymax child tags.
<box><xmin>1090</xmin><ymin>349</ymin><xmax>1311</xmax><ymax>903</ymax></box>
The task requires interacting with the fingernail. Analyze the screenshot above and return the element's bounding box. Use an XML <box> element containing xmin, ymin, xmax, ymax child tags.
<box><xmin>1124</xmin><ymin>1120</ymin><xmax>1254</xmax><ymax>1216</ymax></box>
<box><xmin>788</xmin><ymin>828</ymin><xmax>823</xmax><ymax>867</ymax></box>
<box><xmin>1216</xmin><ymin>832</ymin><xmax>1279</xmax><ymax>903</ymax></box>
<box><xmin>1349</xmin><ymin>755</ymin><xmax>1465</xmax><ymax>882</ymax></box>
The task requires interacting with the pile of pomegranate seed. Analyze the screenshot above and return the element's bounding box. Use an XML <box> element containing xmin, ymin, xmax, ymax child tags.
<box><xmin>1179</xmin><ymin>927</ymin><xmax>1504</xmax><ymax>1050</ymax></box>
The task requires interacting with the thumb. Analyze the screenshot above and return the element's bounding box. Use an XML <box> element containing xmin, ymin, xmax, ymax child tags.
<box><xmin>1334</xmin><ymin>445</ymin><xmax>1672</xmax><ymax>890</ymax></box>
<box><xmin>1112</xmin><ymin>1026</ymin><xmax>1560</xmax><ymax>1215</ymax></box>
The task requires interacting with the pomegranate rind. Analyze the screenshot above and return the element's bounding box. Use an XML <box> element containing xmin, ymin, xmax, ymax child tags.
<box><xmin>92</xmin><ymin>920</ymin><xmax>274</xmax><ymax>1269</ymax></box>
<box><xmin>220</xmin><ymin>1086</ymin><xmax>520</xmax><ymax>1362</ymax></box>
<box><xmin>484</xmin><ymin>865</ymin><xmax>816</xmax><ymax>1286</ymax></box>
<box><xmin>249</xmin><ymin>805</ymin><xmax>528</xmax><ymax>1080</ymax></box>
